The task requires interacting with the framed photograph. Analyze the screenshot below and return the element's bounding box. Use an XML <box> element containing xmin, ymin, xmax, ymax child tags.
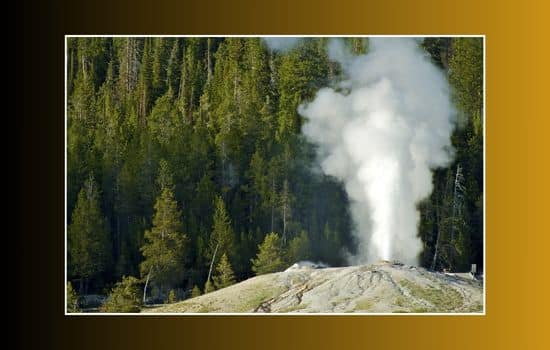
<box><xmin>65</xmin><ymin>35</ymin><xmax>484</xmax><ymax>315</ymax></box>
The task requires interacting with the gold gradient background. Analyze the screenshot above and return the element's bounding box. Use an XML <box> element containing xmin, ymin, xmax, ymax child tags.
<box><xmin>18</xmin><ymin>0</ymin><xmax>549</xmax><ymax>349</ymax></box>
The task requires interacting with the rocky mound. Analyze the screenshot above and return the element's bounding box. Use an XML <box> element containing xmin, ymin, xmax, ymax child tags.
<box><xmin>144</xmin><ymin>261</ymin><xmax>483</xmax><ymax>313</ymax></box>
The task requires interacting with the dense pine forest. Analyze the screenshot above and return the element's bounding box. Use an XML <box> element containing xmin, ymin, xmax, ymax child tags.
<box><xmin>66</xmin><ymin>37</ymin><xmax>483</xmax><ymax>309</ymax></box>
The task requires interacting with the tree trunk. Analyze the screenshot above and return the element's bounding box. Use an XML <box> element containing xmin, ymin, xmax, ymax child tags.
<box><xmin>81</xmin><ymin>53</ymin><xmax>87</xmax><ymax>80</ymax></box>
<box><xmin>126</xmin><ymin>40</ymin><xmax>130</xmax><ymax>92</ymax></box>
<box><xmin>282</xmin><ymin>204</ymin><xmax>287</xmax><ymax>244</ymax></box>
<box><xmin>451</xmin><ymin>164</ymin><xmax>465</xmax><ymax>242</ymax></box>
<box><xmin>143</xmin><ymin>267</ymin><xmax>152</xmax><ymax>304</ymax></box>
<box><xmin>116</xmin><ymin>215</ymin><xmax>120</xmax><ymax>258</ymax></box>
<box><xmin>269</xmin><ymin>52</ymin><xmax>275</xmax><ymax>86</ymax></box>
<box><xmin>207</xmin><ymin>243</ymin><xmax>220</xmax><ymax>284</ymax></box>
<box><xmin>249</xmin><ymin>196</ymin><xmax>254</xmax><ymax>224</ymax></box>
<box><xmin>69</xmin><ymin>48</ymin><xmax>75</xmax><ymax>92</ymax></box>
<box><xmin>178</xmin><ymin>44</ymin><xmax>186</xmax><ymax>115</ymax></box>
<box><xmin>282</xmin><ymin>179</ymin><xmax>289</xmax><ymax>244</ymax></box>
<box><xmin>431</xmin><ymin>207</ymin><xmax>442</xmax><ymax>271</ymax></box>
<box><xmin>207</xmin><ymin>38</ymin><xmax>213</xmax><ymax>83</ymax></box>
<box><xmin>270</xmin><ymin>178</ymin><xmax>275</xmax><ymax>233</ymax></box>
<box><xmin>271</xmin><ymin>205</ymin><xmax>274</xmax><ymax>233</ymax></box>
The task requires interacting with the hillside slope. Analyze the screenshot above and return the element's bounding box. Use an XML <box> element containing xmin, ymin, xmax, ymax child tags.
<box><xmin>144</xmin><ymin>261</ymin><xmax>483</xmax><ymax>313</ymax></box>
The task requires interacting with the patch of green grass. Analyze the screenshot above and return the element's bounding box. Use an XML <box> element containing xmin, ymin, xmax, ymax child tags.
<box><xmin>391</xmin><ymin>306</ymin><xmax>429</xmax><ymax>313</ymax></box>
<box><xmin>330</xmin><ymin>295</ymin><xmax>350</xmax><ymax>307</ymax></box>
<box><xmin>398</xmin><ymin>279</ymin><xmax>463</xmax><ymax>312</ymax></box>
<box><xmin>467</xmin><ymin>302</ymin><xmax>483</xmax><ymax>312</ymax></box>
<box><xmin>146</xmin><ymin>300</ymin><xmax>196</xmax><ymax>313</ymax></box>
<box><xmin>394</xmin><ymin>296</ymin><xmax>407</xmax><ymax>307</ymax></box>
<box><xmin>280</xmin><ymin>304</ymin><xmax>308</xmax><ymax>313</ymax></box>
<box><xmin>354</xmin><ymin>298</ymin><xmax>374</xmax><ymax>311</ymax></box>
<box><xmin>196</xmin><ymin>305</ymin><xmax>213</xmax><ymax>312</ymax></box>
<box><xmin>235</xmin><ymin>292</ymin><xmax>271</xmax><ymax>312</ymax></box>
<box><xmin>234</xmin><ymin>283</ymin><xmax>285</xmax><ymax>312</ymax></box>
<box><xmin>411</xmin><ymin>307</ymin><xmax>430</xmax><ymax>313</ymax></box>
<box><xmin>290</xmin><ymin>277</ymin><xmax>305</xmax><ymax>285</ymax></box>
<box><xmin>151</xmin><ymin>280</ymin><xmax>288</xmax><ymax>313</ymax></box>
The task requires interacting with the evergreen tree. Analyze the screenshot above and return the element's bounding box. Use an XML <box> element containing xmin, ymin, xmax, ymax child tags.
<box><xmin>156</xmin><ymin>158</ymin><xmax>175</xmax><ymax>194</ymax></box>
<box><xmin>148</xmin><ymin>90</ymin><xmax>181</xmax><ymax>146</ymax></box>
<box><xmin>191</xmin><ymin>285</ymin><xmax>202</xmax><ymax>298</ymax></box>
<box><xmin>286</xmin><ymin>230</ymin><xmax>312</xmax><ymax>264</ymax></box>
<box><xmin>449</xmin><ymin>38</ymin><xmax>483</xmax><ymax>118</ymax></box>
<box><xmin>421</xmin><ymin>38</ymin><xmax>451</xmax><ymax>69</ymax></box>
<box><xmin>249</xmin><ymin>150</ymin><xmax>270</xmax><ymax>225</ymax></box>
<box><xmin>167</xmin><ymin>289</ymin><xmax>177</xmax><ymax>303</ymax></box>
<box><xmin>166</xmin><ymin>39</ymin><xmax>181</xmax><ymax>94</ymax></box>
<box><xmin>151</xmin><ymin>38</ymin><xmax>171</xmax><ymax>99</ymax></box>
<box><xmin>206</xmin><ymin>196</ymin><xmax>234</xmax><ymax>283</ymax></box>
<box><xmin>204</xmin><ymin>279</ymin><xmax>215</xmax><ymax>294</ymax></box>
<box><xmin>114</xmin><ymin>37</ymin><xmax>140</xmax><ymax>98</ymax></box>
<box><xmin>100</xmin><ymin>276</ymin><xmax>143</xmax><ymax>313</ymax></box>
<box><xmin>177</xmin><ymin>38</ymin><xmax>208</xmax><ymax>119</ymax></box>
<box><xmin>348</xmin><ymin>37</ymin><xmax>369</xmax><ymax>55</ymax></box>
<box><xmin>213</xmin><ymin>253</ymin><xmax>236</xmax><ymax>289</ymax></box>
<box><xmin>279</xmin><ymin>179</ymin><xmax>293</xmax><ymax>243</ymax></box>
<box><xmin>68</xmin><ymin>174</ymin><xmax>112</xmax><ymax>292</ymax></box>
<box><xmin>140</xmin><ymin>187</ymin><xmax>188</xmax><ymax>302</ymax></box>
<box><xmin>251</xmin><ymin>232</ymin><xmax>286</xmax><ymax>275</ymax></box>
<box><xmin>137</xmin><ymin>38</ymin><xmax>153</xmax><ymax>124</ymax></box>
<box><xmin>67</xmin><ymin>282</ymin><xmax>80</xmax><ymax>313</ymax></box>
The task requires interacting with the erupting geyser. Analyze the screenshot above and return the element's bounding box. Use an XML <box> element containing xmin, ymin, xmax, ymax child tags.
<box><xmin>299</xmin><ymin>38</ymin><xmax>455</xmax><ymax>265</ymax></box>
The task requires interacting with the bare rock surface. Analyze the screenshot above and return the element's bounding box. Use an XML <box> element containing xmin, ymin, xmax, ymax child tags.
<box><xmin>144</xmin><ymin>261</ymin><xmax>483</xmax><ymax>313</ymax></box>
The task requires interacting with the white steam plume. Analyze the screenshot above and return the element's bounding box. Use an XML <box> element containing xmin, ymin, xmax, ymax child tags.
<box><xmin>263</xmin><ymin>37</ymin><xmax>301</xmax><ymax>52</ymax></box>
<box><xmin>299</xmin><ymin>38</ymin><xmax>455</xmax><ymax>265</ymax></box>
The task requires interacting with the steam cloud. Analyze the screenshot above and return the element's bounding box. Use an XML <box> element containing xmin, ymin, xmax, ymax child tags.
<box><xmin>299</xmin><ymin>38</ymin><xmax>455</xmax><ymax>265</ymax></box>
<box><xmin>263</xmin><ymin>37</ymin><xmax>301</xmax><ymax>52</ymax></box>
